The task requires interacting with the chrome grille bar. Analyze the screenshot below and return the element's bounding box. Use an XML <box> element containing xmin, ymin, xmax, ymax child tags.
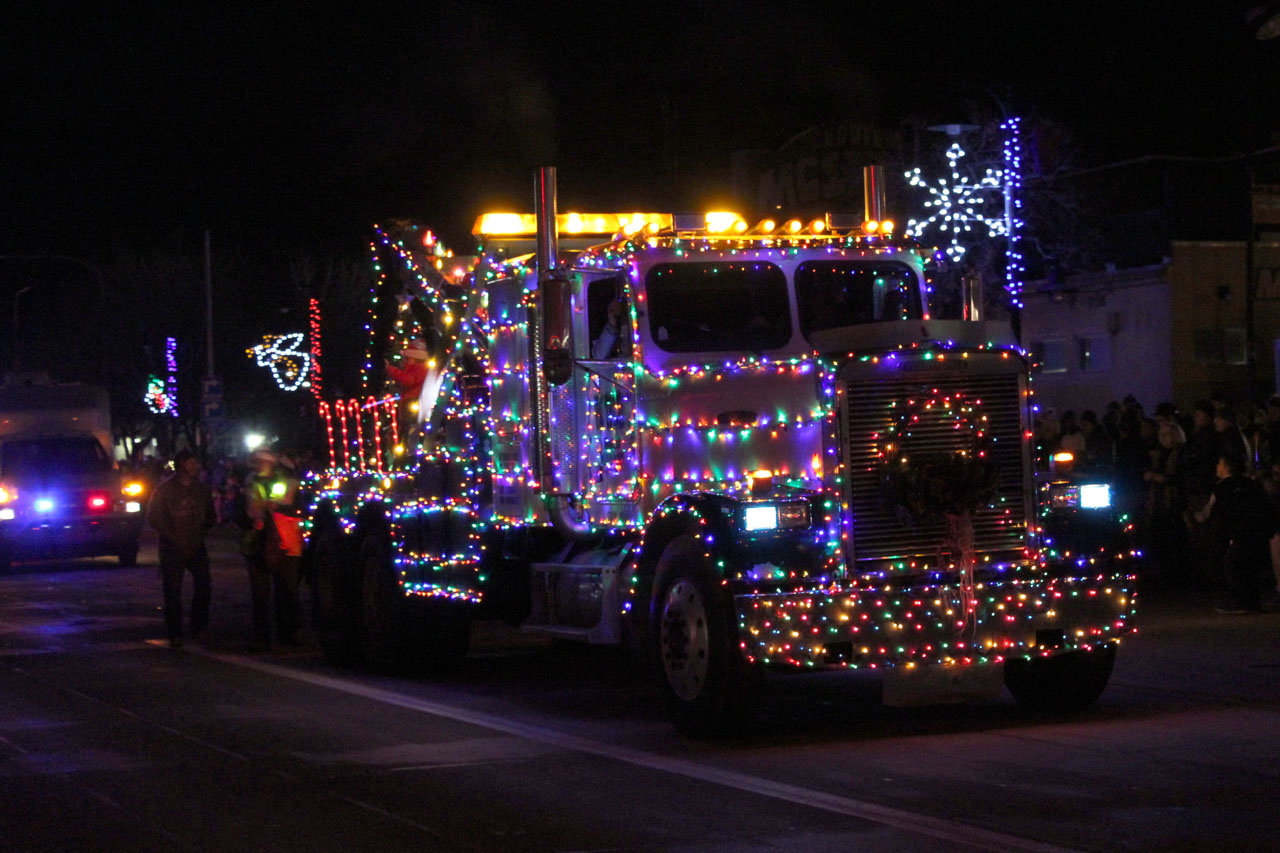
<box><xmin>845</xmin><ymin>371</ymin><xmax>1027</xmax><ymax>567</ymax></box>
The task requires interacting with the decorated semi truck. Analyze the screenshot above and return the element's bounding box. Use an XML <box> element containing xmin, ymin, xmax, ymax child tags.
<box><xmin>306</xmin><ymin>167</ymin><xmax>1136</xmax><ymax>734</ymax></box>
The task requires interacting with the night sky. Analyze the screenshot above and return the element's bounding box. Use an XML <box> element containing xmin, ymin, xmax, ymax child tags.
<box><xmin>5</xmin><ymin>2</ymin><xmax>1276</xmax><ymax>257</ymax></box>
<box><xmin>2</xmin><ymin>1</ymin><xmax>1278</xmax><ymax>427</ymax></box>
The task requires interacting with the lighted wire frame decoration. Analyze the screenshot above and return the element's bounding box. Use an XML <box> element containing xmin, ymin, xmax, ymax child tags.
<box><xmin>145</xmin><ymin>336</ymin><xmax>179</xmax><ymax>416</ymax></box>
<box><xmin>903</xmin><ymin>118</ymin><xmax>1024</xmax><ymax>306</ymax></box>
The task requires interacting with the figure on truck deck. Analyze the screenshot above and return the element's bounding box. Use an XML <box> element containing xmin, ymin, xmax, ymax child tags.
<box><xmin>384</xmin><ymin>338</ymin><xmax>429</xmax><ymax>426</ymax></box>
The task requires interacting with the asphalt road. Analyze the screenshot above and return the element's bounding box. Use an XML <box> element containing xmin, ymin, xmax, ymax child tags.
<box><xmin>1</xmin><ymin>527</ymin><xmax>1278</xmax><ymax>852</ymax></box>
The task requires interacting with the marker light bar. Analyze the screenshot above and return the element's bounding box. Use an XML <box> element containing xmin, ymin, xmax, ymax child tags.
<box><xmin>473</xmin><ymin>212</ymin><xmax>673</xmax><ymax>238</ymax></box>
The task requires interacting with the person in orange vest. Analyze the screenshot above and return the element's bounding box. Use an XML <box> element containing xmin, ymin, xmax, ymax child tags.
<box><xmin>244</xmin><ymin>448</ymin><xmax>303</xmax><ymax>650</ymax></box>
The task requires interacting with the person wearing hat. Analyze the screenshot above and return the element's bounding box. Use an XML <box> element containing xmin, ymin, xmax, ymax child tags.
<box><xmin>146</xmin><ymin>449</ymin><xmax>216</xmax><ymax>648</ymax></box>
<box><xmin>243</xmin><ymin>447</ymin><xmax>303</xmax><ymax>651</ymax></box>
<box><xmin>385</xmin><ymin>338</ymin><xmax>429</xmax><ymax>405</ymax></box>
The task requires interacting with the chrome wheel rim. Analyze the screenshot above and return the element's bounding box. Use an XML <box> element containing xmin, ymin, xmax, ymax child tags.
<box><xmin>660</xmin><ymin>578</ymin><xmax>710</xmax><ymax>701</ymax></box>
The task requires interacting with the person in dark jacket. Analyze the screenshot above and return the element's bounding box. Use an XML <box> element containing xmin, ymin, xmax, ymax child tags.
<box><xmin>1195</xmin><ymin>451</ymin><xmax>1276</xmax><ymax>613</ymax></box>
<box><xmin>146</xmin><ymin>449</ymin><xmax>216</xmax><ymax>647</ymax></box>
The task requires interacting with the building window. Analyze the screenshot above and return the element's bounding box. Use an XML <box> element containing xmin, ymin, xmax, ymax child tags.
<box><xmin>1193</xmin><ymin>328</ymin><xmax>1247</xmax><ymax>364</ymax></box>
<box><xmin>1224</xmin><ymin>328</ymin><xmax>1247</xmax><ymax>365</ymax></box>
<box><xmin>1034</xmin><ymin>339</ymin><xmax>1068</xmax><ymax>373</ymax></box>
<box><xmin>1077</xmin><ymin>335</ymin><xmax>1110</xmax><ymax>372</ymax></box>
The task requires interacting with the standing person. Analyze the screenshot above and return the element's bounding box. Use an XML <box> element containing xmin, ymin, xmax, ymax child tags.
<box><xmin>1057</xmin><ymin>410</ymin><xmax>1085</xmax><ymax>456</ymax></box>
<box><xmin>1079</xmin><ymin>410</ymin><xmax>1114</xmax><ymax>473</ymax></box>
<box><xmin>244</xmin><ymin>449</ymin><xmax>304</xmax><ymax>651</ymax></box>
<box><xmin>1194</xmin><ymin>451</ymin><xmax>1276</xmax><ymax>614</ymax></box>
<box><xmin>1145</xmin><ymin>421</ymin><xmax>1190</xmax><ymax>585</ymax></box>
<box><xmin>1213</xmin><ymin>404</ymin><xmax>1253</xmax><ymax>473</ymax></box>
<box><xmin>146</xmin><ymin>449</ymin><xmax>216</xmax><ymax>648</ymax></box>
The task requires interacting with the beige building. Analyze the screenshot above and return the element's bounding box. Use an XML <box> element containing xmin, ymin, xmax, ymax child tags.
<box><xmin>1020</xmin><ymin>241</ymin><xmax>1280</xmax><ymax>418</ymax></box>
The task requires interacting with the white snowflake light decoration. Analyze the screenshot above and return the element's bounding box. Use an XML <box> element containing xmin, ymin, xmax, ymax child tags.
<box><xmin>904</xmin><ymin>142</ymin><xmax>1006</xmax><ymax>262</ymax></box>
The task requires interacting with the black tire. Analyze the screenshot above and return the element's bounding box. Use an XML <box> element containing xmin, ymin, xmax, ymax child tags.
<box><xmin>407</xmin><ymin>596</ymin><xmax>471</xmax><ymax>673</ymax></box>
<box><xmin>117</xmin><ymin>544</ymin><xmax>139</xmax><ymax>567</ymax></box>
<box><xmin>652</xmin><ymin>537</ymin><xmax>759</xmax><ymax>737</ymax></box>
<box><xmin>360</xmin><ymin>535</ymin><xmax>410</xmax><ymax>673</ymax></box>
<box><xmin>1004</xmin><ymin>643</ymin><xmax>1117</xmax><ymax>713</ymax></box>
<box><xmin>311</xmin><ymin>530</ymin><xmax>361</xmax><ymax>666</ymax></box>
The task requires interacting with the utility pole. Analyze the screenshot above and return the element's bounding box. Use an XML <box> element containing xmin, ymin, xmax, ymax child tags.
<box><xmin>204</xmin><ymin>230</ymin><xmax>214</xmax><ymax>379</ymax></box>
<box><xmin>200</xmin><ymin>230</ymin><xmax>223</xmax><ymax>455</ymax></box>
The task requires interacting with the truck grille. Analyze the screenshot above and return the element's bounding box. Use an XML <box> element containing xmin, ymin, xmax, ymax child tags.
<box><xmin>844</xmin><ymin>370</ymin><xmax>1027</xmax><ymax>569</ymax></box>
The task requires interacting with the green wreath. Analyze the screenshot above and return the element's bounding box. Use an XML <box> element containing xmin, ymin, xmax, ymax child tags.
<box><xmin>879</xmin><ymin>390</ymin><xmax>999</xmax><ymax>525</ymax></box>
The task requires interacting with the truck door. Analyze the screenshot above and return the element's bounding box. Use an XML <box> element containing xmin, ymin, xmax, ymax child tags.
<box><xmin>580</xmin><ymin>276</ymin><xmax>639</xmax><ymax>526</ymax></box>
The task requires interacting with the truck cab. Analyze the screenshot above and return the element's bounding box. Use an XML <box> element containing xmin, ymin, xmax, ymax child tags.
<box><xmin>0</xmin><ymin>380</ymin><xmax>146</xmax><ymax>570</ymax></box>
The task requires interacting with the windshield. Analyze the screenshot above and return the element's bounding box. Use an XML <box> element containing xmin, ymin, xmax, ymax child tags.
<box><xmin>645</xmin><ymin>262</ymin><xmax>791</xmax><ymax>352</ymax></box>
<box><xmin>1</xmin><ymin>437</ymin><xmax>111</xmax><ymax>478</ymax></box>
<box><xmin>795</xmin><ymin>261</ymin><xmax>923</xmax><ymax>338</ymax></box>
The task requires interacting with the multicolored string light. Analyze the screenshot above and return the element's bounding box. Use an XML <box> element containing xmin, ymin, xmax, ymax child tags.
<box><xmin>1001</xmin><ymin>116</ymin><xmax>1026</xmax><ymax>308</ymax></box>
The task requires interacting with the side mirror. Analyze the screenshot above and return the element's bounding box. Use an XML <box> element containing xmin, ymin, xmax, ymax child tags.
<box><xmin>543</xmin><ymin>345</ymin><xmax>573</xmax><ymax>385</ymax></box>
<box><xmin>541</xmin><ymin>273</ymin><xmax>573</xmax><ymax>386</ymax></box>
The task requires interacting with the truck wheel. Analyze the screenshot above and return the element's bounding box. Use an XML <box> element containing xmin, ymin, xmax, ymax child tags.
<box><xmin>407</xmin><ymin>597</ymin><xmax>471</xmax><ymax>673</ymax></box>
<box><xmin>117</xmin><ymin>544</ymin><xmax>139</xmax><ymax>567</ymax></box>
<box><xmin>359</xmin><ymin>535</ymin><xmax>410</xmax><ymax>673</ymax></box>
<box><xmin>653</xmin><ymin>540</ymin><xmax>759</xmax><ymax>737</ymax></box>
<box><xmin>312</xmin><ymin>531</ymin><xmax>360</xmax><ymax>665</ymax></box>
<box><xmin>1004</xmin><ymin>643</ymin><xmax>1117</xmax><ymax>714</ymax></box>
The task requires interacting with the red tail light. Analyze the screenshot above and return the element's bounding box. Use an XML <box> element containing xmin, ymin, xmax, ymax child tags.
<box><xmin>86</xmin><ymin>491</ymin><xmax>111</xmax><ymax>513</ymax></box>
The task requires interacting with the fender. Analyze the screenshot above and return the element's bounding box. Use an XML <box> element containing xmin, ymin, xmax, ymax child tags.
<box><xmin>623</xmin><ymin>492</ymin><xmax>742</xmax><ymax>653</ymax></box>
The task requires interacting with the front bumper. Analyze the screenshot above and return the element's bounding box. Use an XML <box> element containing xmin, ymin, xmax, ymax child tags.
<box><xmin>0</xmin><ymin>512</ymin><xmax>145</xmax><ymax>561</ymax></box>
<box><xmin>735</xmin><ymin>565</ymin><xmax>1136</xmax><ymax>671</ymax></box>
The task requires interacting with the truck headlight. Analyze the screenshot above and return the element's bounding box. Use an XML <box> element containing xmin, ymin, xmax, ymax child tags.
<box><xmin>1049</xmin><ymin>482</ymin><xmax>1111</xmax><ymax>510</ymax></box>
<box><xmin>743</xmin><ymin>502</ymin><xmax>809</xmax><ymax>532</ymax></box>
<box><xmin>1079</xmin><ymin>484</ymin><xmax>1111</xmax><ymax>509</ymax></box>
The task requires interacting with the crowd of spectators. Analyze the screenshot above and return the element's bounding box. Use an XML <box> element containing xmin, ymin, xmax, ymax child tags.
<box><xmin>1034</xmin><ymin>393</ymin><xmax>1280</xmax><ymax>612</ymax></box>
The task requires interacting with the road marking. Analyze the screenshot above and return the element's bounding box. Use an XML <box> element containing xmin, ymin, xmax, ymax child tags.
<box><xmin>192</xmin><ymin>647</ymin><xmax>1079</xmax><ymax>853</ymax></box>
